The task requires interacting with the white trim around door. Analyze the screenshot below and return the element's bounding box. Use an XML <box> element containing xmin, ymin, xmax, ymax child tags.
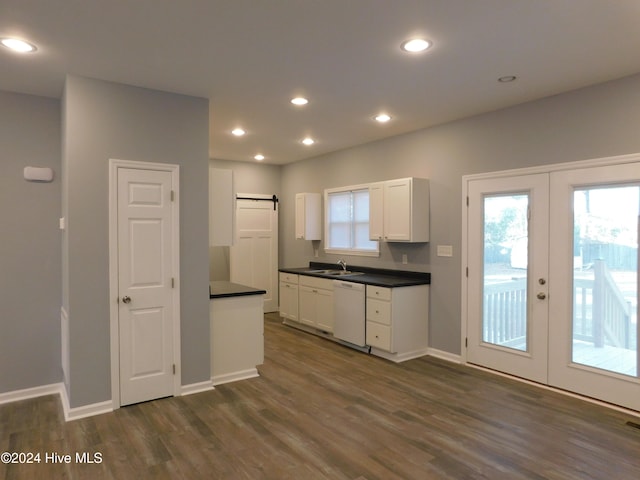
<box><xmin>108</xmin><ymin>159</ymin><xmax>181</xmax><ymax>410</ymax></box>
<box><xmin>462</xmin><ymin>151</ymin><xmax>640</xmax><ymax>412</ymax></box>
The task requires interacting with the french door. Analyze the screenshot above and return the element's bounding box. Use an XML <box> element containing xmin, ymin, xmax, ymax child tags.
<box><xmin>548</xmin><ymin>163</ymin><xmax>639</xmax><ymax>410</ymax></box>
<box><xmin>466</xmin><ymin>160</ymin><xmax>640</xmax><ymax>411</ymax></box>
<box><xmin>467</xmin><ymin>174</ymin><xmax>550</xmax><ymax>384</ymax></box>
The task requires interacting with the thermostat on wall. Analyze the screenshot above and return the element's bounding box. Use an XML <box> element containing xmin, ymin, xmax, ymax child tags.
<box><xmin>24</xmin><ymin>166</ymin><xmax>54</xmax><ymax>182</ymax></box>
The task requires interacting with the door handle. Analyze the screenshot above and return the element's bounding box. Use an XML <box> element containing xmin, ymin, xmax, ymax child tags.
<box><xmin>122</xmin><ymin>295</ymin><xmax>132</xmax><ymax>304</ymax></box>
<box><xmin>536</xmin><ymin>292</ymin><xmax>546</xmax><ymax>300</ymax></box>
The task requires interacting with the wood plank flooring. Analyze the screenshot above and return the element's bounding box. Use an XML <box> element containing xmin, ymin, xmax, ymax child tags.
<box><xmin>2</xmin><ymin>312</ymin><xmax>640</xmax><ymax>479</ymax></box>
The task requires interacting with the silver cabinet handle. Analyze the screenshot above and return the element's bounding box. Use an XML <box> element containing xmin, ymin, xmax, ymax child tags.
<box><xmin>537</xmin><ymin>292</ymin><xmax>546</xmax><ymax>300</ymax></box>
<box><xmin>122</xmin><ymin>296</ymin><xmax>132</xmax><ymax>304</ymax></box>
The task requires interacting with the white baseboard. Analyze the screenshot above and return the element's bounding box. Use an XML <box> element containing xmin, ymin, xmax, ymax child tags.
<box><xmin>212</xmin><ymin>369</ymin><xmax>259</xmax><ymax>386</ymax></box>
<box><xmin>0</xmin><ymin>383</ymin><xmax>112</xmax><ymax>421</ymax></box>
<box><xmin>428</xmin><ymin>348</ymin><xmax>463</xmax><ymax>364</ymax></box>
<box><xmin>0</xmin><ymin>383</ymin><xmax>62</xmax><ymax>405</ymax></box>
<box><xmin>180</xmin><ymin>380</ymin><xmax>215</xmax><ymax>396</ymax></box>
<box><xmin>370</xmin><ymin>347</ymin><xmax>430</xmax><ymax>363</ymax></box>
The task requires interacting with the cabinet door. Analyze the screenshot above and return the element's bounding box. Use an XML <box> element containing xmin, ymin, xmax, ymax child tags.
<box><xmin>384</xmin><ymin>179</ymin><xmax>412</xmax><ymax>241</ymax></box>
<box><xmin>279</xmin><ymin>281</ymin><xmax>298</xmax><ymax>321</ymax></box>
<box><xmin>295</xmin><ymin>193</ymin><xmax>321</xmax><ymax>240</ymax></box>
<box><xmin>369</xmin><ymin>182</ymin><xmax>384</xmax><ymax>241</ymax></box>
<box><xmin>298</xmin><ymin>285</ymin><xmax>317</xmax><ymax>327</ymax></box>
<box><xmin>315</xmin><ymin>288</ymin><xmax>334</xmax><ymax>333</ymax></box>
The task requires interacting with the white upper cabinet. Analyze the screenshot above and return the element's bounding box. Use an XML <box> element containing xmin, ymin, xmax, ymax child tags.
<box><xmin>295</xmin><ymin>192</ymin><xmax>321</xmax><ymax>240</ymax></box>
<box><xmin>369</xmin><ymin>177</ymin><xmax>429</xmax><ymax>243</ymax></box>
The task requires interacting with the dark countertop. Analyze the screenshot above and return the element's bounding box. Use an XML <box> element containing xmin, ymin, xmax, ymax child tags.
<box><xmin>210</xmin><ymin>281</ymin><xmax>267</xmax><ymax>299</ymax></box>
<box><xmin>279</xmin><ymin>262</ymin><xmax>430</xmax><ymax>288</ymax></box>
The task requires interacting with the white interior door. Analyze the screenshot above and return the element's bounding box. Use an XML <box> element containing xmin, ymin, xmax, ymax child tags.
<box><xmin>549</xmin><ymin>163</ymin><xmax>640</xmax><ymax>411</ymax></box>
<box><xmin>466</xmin><ymin>174</ymin><xmax>549</xmax><ymax>384</ymax></box>
<box><xmin>117</xmin><ymin>166</ymin><xmax>177</xmax><ymax>406</ymax></box>
<box><xmin>230</xmin><ymin>197</ymin><xmax>278</xmax><ymax>312</ymax></box>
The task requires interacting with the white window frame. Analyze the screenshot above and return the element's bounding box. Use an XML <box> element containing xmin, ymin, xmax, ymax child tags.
<box><xmin>324</xmin><ymin>183</ymin><xmax>379</xmax><ymax>257</ymax></box>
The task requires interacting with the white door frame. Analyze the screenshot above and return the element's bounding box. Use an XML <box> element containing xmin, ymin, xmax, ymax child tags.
<box><xmin>462</xmin><ymin>152</ymin><xmax>640</xmax><ymax>365</ymax></box>
<box><xmin>108</xmin><ymin>158</ymin><xmax>181</xmax><ymax>410</ymax></box>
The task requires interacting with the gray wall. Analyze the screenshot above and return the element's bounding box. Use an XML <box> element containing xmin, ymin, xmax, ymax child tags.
<box><xmin>209</xmin><ymin>158</ymin><xmax>282</xmax><ymax>281</ymax></box>
<box><xmin>63</xmin><ymin>76</ymin><xmax>210</xmax><ymax>407</ymax></box>
<box><xmin>3</xmin><ymin>71</ymin><xmax>640</xmax><ymax>401</ymax></box>
<box><xmin>280</xmin><ymin>73</ymin><xmax>640</xmax><ymax>355</ymax></box>
<box><xmin>0</xmin><ymin>91</ymin><xmax>62</xmax><ymax>393</ymax></box>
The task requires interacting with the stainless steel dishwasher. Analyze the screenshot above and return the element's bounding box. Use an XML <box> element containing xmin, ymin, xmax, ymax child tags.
<box><xmin>333</xmin><ymin>280</ymin><xmax>366</xmax><ymax>347</ymax></box>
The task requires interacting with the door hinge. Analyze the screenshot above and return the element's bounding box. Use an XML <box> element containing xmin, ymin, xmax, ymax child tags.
<box><xmin>171</xmin><ymin>190</ymin><xmax>175</xmax><ymax>202</ymax></box>
<box><xmin>173</xmin><ymin>364</ymin><xmax>176</xmax><ymax>375</ymax></box>
<box><xmin>466</xmin><ymin>196</ymin><xmax>469</xmax><ymax>207</ymax></box>
<box><xmin>171</xmin><ymin>277</ymin><xmax>175</xmax><ymax>288</ymax></box>
<box><xmin>465</xmin><ymin>337</ymin><xmax>468</xmax><ymax>348</ymax></box>
<box><xmin>466</xmin><ymin>267</ymin><xmax>469</xmax><ymax>277</ymax></box>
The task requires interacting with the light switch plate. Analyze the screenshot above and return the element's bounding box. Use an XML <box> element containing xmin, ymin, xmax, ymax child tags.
<box><xmin>437</xmin><ymin>245</ymin><xmax>453</xmax><ymax>257</ymax></box>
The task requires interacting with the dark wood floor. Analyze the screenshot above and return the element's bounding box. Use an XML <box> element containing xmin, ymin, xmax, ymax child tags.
<box><xmin>2</xmin><ymin>313</ymin><xmax>640</xmax><ymax>479</ymax></box>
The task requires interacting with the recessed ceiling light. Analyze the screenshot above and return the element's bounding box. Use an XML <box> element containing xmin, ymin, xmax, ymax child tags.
<box><xmin>498</xmin><ymin>75</ymin><xmax>517</xmax><ymax>83</ymax></box>
<box><xmin>374</xmin><ymin>113</ymin><xmax>392</xmax><ymax>123</ymax></box>
<box><xmin>1</xmin><ymin>37</ymin><xmax>37</xmax><ymax>53</ymax></box>
<box><xmin>231</xmin><ymin>128</ymin><xmax>246</xmax><ymax>136</ymax></box>
<box><xmin>302</xmin><ymin>137</ymin><xmax>315</xmax><ymax>146</ymax></box>
<box><xmin>291</xmin><ymin>97</ymin><xmax>309</xmax><ymax>106</ymax></box>
<box><xmin>254</xmin><ymin>154</ymin><xmax>265</xmax><ymax>161</ymax></box>
<box><xmin>401</xmin><ymin>38</ymin><xmax>431</xmax><ymax>53</ymax></box>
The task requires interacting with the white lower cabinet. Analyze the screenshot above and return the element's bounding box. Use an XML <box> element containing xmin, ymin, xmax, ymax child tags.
<box><xmin>298</xmin><ymin>276</ymin><xmax>334</xmax><ymax>333</ymax></box>
<box><xmin>366</xmin><ymin>284</ymin><xmax>429</xmax><ymax>362</ymax></box>
<box><xmin>280</xmin><ymin>271</ymin><xmax>429</xmax><ymax>362</ymax></box>
<box><xmin>279</xmin><ymin>273</ymin><xmax>299</xmax><ymax>321</ymax></box>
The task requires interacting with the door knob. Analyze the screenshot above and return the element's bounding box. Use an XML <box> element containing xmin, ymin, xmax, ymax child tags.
<box><xmin>536</xmin><ymin>292</ymin><xmax>546</xmax><ymax>300</ymax></box>
<box><xmin>122</xmin><ymin>296</ymin><xmax>132</xmax><ymax>304</ymax></box>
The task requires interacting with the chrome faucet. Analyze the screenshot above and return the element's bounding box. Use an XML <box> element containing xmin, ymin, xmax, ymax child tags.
<box><xmin>337</xmin><ymin>259</ymin><xmax>347</xmax><ymax>271</ymax></box>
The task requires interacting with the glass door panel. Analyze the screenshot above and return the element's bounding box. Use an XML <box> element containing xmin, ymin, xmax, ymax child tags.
<box><xmin>467</xmin><ymin>173</ymin><xmax>549</xmax><ymax>384</ymax></box>
<box><xmin>549</xmin><ymin>162</ymin><xmax>640</xmax><ymax>412</ymax></box>
<box><xmin>483</xmin><ymin>194</ymin><xmax>529</xmax><ymax>352</ymax></box>
<box><xmin>571</xmin><ymin>186</ymin><xmax>638</xmax><ymax>377</ymax></box>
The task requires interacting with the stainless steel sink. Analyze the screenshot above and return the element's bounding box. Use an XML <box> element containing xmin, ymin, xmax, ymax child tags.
<box><xmin>306</xmin><ymin>269</ymin><xmax>364</xmax><ymax>276</ymax></box>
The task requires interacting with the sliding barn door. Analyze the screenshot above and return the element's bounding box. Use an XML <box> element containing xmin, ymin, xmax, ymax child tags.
<box><xmin>230</xmin><ymin>197</ymin><xmax>278</xmax><ymax>312</ymax></box>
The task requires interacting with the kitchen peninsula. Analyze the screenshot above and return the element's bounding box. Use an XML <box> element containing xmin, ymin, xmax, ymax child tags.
<box><xmin>209</xmin><ymin>281</ymin><xmax>265</xmax><ymax>385</ymax></box>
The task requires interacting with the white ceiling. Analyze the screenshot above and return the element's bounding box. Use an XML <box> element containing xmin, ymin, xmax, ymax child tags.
<box><xmin>2</xmin><ymin>1</ymin><xmax>640</xmax><ymax>165</ymax></box>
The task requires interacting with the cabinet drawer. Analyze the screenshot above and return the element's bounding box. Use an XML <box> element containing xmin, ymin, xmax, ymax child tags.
<box><xmin>366</xmin><ymin>298</ymin><xmax>391</xmax><ymax>325</ymax></box>
<box><xmin>367</xmin><ymin>285</ymin><xmax>391</xmax><ymax>301</ymax></box>
<box><xmin>279</xmin><ymin>272</ymin><xmax>299</xmax><ymax>284</ymax></box>
<box><xmin>366</xmin><ymin>321</ymin><xmax>391</xmax><ymax>351</ymax></box>
<box><xmin>299</xmin><ymin>275</ymin><xmax>333</xmax><ymax>290</ymax></box>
